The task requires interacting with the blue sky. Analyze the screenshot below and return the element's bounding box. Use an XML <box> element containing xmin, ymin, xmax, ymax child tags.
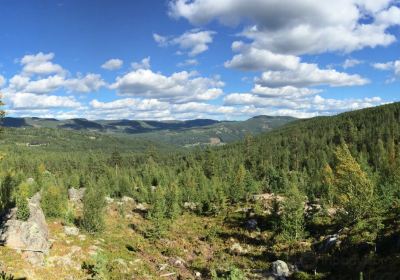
<box><xmin>1</xmin><ymin>0</ymin><xmax>400</xmax><ymax>120</ymax></box>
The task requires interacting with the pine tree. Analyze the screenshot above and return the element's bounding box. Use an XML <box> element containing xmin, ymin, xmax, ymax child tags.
<box><xmin>82</xmin><ymin>183</ymin><xmax>106</xmax><ymax>233</ymax></box>
<box><xmin>279</xmin><ymin>184</ymin><xmax>306</xmax><ymax>243</ymax></box>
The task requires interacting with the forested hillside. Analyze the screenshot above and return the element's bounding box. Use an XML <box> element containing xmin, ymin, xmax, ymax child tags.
<box><xmin>1</xmin><ymin>103</ymin><xmax>400</xmax><ymax>279</ymax></box>
<box><xmin>0</xmin><ymin>115</ymin><xmax>295</xmax><ymax>147</ymax></box>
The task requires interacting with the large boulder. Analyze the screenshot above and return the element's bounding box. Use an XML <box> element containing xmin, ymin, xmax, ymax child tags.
<box><xmin>272</xmin><ymin>260</ymin><xmax>290</xmax><ymax>278</ymax></box>
<box><xmin>68</xmin><ymin>188</ymin><xmax>86</xmax><ymax>203</ymax></box>
<box><xmin>0</xmin><ymin>192</ymin><xmax>50</xmax><ymax>266</ymax></box>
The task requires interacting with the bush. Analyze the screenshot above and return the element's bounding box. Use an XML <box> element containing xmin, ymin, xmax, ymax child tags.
<box><xmin>211</xmin><ymin>267</ymin><xmax>246</xmax><ymax>280</ymax></box>
<box><xmin>0</xmin><ymin>271</ymin><xmax>15</xmax><ymax>280</ymax></box>
<box><xmin>82</xmin><ymin>185</ymin><xmax>105</xmax><ymax>233</ymax></box>
<box><xmin>15</xmin><ymin>182</ymin><xmax>31</xmax><ymax>221</ymax></box>
<box><xmin>41</xmin><ymin>184</ymin><xmax>67</xmax><ymax>218</ymax></box>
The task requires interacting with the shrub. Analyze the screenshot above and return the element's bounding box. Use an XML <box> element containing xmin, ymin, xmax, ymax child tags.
<box><xmin>41</xmin><ymin>184</ymin><xmax>67</xmax><ymax>218</ymax></box>
<box><xmin>82</xmin><ymin>185</ymin><xmax>105</xmax><ymax>233</ymax></box>
<box><xmin>15</xmin><ymin>182</ymin><xmax>31</xmax><ymax>221</ymax></box>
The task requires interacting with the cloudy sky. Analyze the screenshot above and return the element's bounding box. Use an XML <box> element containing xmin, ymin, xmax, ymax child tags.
<box><xmin>1</xmin><ymin>0</ymin><xmax>400</xmax><ymax>120</ymax></box>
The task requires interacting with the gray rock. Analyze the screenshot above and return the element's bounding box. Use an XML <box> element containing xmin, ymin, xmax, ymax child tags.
<box><xmin>272</xmin><ymin>260</ymin><xmax>290</xmax><ymax>277</ymax></box>
<box><xmin>135</xmin><ymin>203</ymin><xmax>149</xmax><ymax>212</ymax></box>
<box><xmin>122</xmin><ymin>196</ymin><xmax>134</xmax><ymax>203</ymax></box>
<box><xmin>246</xmin><ymin>219</ymin><xmax>258</xmax><ymax>231</ymax></box>
<box><xmin>0</xmin><ymin>192</ymin><xmax>50</xmax><ymax>266</ymax></box>
<box><xmin>64</xmin><ymin>226</ymin><xmax>79</xmax><ymax>236</ymax></box>
<box><xmin>68</xmin><ymin>188</ymin><xmax>86</xmax><ymax>202</ymax></box>
<box><xmin>230</xmin><ymin>242</ymin><xmax>247</xmax><ymax>255</ymax></box>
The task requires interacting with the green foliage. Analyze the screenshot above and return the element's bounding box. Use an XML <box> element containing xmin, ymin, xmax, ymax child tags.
<box><xmin>41</xmin><ymin>183</ymin><xmax>67</xmax><ymax>218</ymax></box>
<box><xmin>211</xmin><ymin>267</ymin><xmax>246</xmax><ymax>280</ymax></box>
<box><xmin>82</xmin><ymin>184</ymin><xmax>106</xmax><ymax>233</ymax></box>
<box><xmin>145</xmin><ymin>188</ymin><xmax>169</xmax><ymax>240</ymax></box>
<box><xmin>278</xmin><ymin>184</ymin><xmax>306</xmax><ymax>243</ymax></box>
<box><xmin>15</xmin><ymin>182</ymin><xmax>31</xmax><ymax>221</ymax></box>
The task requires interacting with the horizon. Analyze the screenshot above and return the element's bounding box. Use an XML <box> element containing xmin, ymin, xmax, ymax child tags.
<box><xmin>0</xmin><ymin>0</ymin><xmax>400</xmax><ymax>121</ymax></box>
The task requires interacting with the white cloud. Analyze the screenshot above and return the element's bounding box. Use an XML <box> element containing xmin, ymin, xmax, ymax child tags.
<box><xmin>20</xmin><ymin>52</ymin><xmax>65</xmax><ymax>76</ymax></box>
<box><xmin>154</xmin><ymin>29</ymin><xmax>216</xmax><ymax>56</ymax></box>
<box><xmin>0</xmin><ymin>75</ymin><xmax>6</xmax><ymax>87</ymax></box>
<box><xmin>256</xmin><ymin>62</ymin><xmax>369</xmax><ymax>88</ymax></box>
<box><xmin>110</xmin><ymin>68</ymin><xmax>224</xmax><ymax>103</ymax></box>
<box><xmin>65</xmin><ymin>73</ymin><xmax>106</xmax><ymax>93</ymax></box>
<box><xmin>6</xmin><ymin>92</ymin><xmax>81</xmax><ymax>110</ymax></box>
<box><xmin>101</xmin><ymin>58</ymin><xmax>123</xmax><ymax>70</ymax></box>
<box><xmin>177</xmin><ymin>59</ymin><xmax>199</xmax><ymax>67</ymax></box>
<box><xmin>252</xmin><ymin>85</ymin><xmax>321</xmax><ymax>98</ymax></box>
<box><xmin>153</xmin><ymin>33</ymin><xmax>168</xmax><ymax>45</ymax></box>
<box><xmin>131</xmin><ymin>57</ymin><xmax>151</xmax><ymax>70</ymax></box>
<box><xmin>169</xmin><ymin>0</ymin><xmax>398</xmax><ymax>55</ymax></box>
<box><xmin>343</xmin><ymin>58</ymin><xmax>363</xmax><ymax>69</ymax></box>
<box><xmin>225</xmin><ymin>42</ymin><xmax>300</xmax><ymax>71</ymax></box>
<box><xmin>224</xmin><ymin>92</ymin><xmax>384</xmax><ymax>115</ymax></box>
<box><xmin>5</xmin><ymin>73</ymin><xmax>105</xmax><ymax>95</ymax></box>
<box><xmin>373</xmin><ymin>60</ymin><xmax>400</xmax><ymax>76</ymax></box>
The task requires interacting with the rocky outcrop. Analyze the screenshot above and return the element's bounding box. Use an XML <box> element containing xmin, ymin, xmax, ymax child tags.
<box><xmin>0</xmin><ymin>192</ymin><xmax>50</xmax><ymax>266</ymax></box>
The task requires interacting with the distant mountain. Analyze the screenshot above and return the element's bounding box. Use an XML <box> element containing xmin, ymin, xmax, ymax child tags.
<box><xmin>0</xmin><ymin>115</ymin><xmax>296</xmax><ymax>146</ymax></box>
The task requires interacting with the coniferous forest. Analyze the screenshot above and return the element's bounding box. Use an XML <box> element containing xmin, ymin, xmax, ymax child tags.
<box><xmin>1</xmin><ymin>102</ymin><xmax>400</xmax><ymax>279</ymax></box>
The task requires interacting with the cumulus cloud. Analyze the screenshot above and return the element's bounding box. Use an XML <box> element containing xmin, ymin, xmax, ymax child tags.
<box><xmin>256</xmin><ymin>63</ymin><xmax>369</xmax><ymax>88</ymax></box>
<box><xmin>373</xmin><ymin>60</ymin><xmax>400</xmax><ymax>76</ymax></box>
<box><xmin>131</xmin><ymin>57</ymin><xmax>151</xmax><ymax>70</ymax></box>
<box><xmin>177</xmin><ymin>59</ymin><xmax>199</xmax><ymax>67</ymax></box>
<box><xmin>225</xmin><ymin>42</ymin><xmax>300</xmax><ymax>71</ymax></box>
<box><xmin>169</xmin><ymin>0</ymin><xmax>398</xmax><ymax>55</ymax></box>
<box><xmin>154</xmin><ymin>29</ymin><xmax>216</xmax><ymax>56</ymax></box>
<box><xmin>20</xmin><ymin>52</ymin><xmax>65</xmax><ymax>76</ymax></box>
<box><xmin>110</xmin><ymin>68</ymin><xmax>224</xmax><ymax>103</ymax></box>
<box><xmin>224</xmin><ymin>92</ymin><xmax>384</xmax><ymax>115</ymax></box>
<box><xmin>0</xmin><ymin>75</ymin><xmax>6</xmax><ymax>87</ymax></box>
<box><xmin>343</xmin><ymin>58</ymin><xmax>363</xmax><ymax>69</ymax></box>
<box><xmin>6</xmin><ymin>92</ymin><xmax>81</xmax><ymax>110</ymax></box>
<box><xmin>101</xmin><ymin>58</ymin><xmax>123</xmax><ymax>70</ymax></box>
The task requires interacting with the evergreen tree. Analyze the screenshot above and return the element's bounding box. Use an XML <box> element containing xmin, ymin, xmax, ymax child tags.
<box><xmin>82</xmin><ymin>183</ymin><xmax>106</xmax><ymax>233</ymax></box>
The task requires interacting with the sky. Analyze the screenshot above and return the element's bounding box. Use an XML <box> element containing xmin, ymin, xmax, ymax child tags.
<box><xmin>0</xmin><ymin>0</ymin><xmax>400</xmax><ymax>120</ymax></box>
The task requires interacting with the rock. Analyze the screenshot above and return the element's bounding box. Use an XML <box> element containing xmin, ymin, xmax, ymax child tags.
<box><xmin>194</xmin><ymin>271</ymin><xmax>202</xmax><ymax>278</ymax></box>
<box><xmin>122</xmin><ymin>196</ymin><xmax>134</xmax><ymax>203</ymax></box>
<box><xmin>183</xmin><ymin>202</ymin><xmax>198</xmax><ymax>211</ymax></box>
<box><xmin>105</xmin><ymin>197</ymin><xmax>114</xmax><ymax>204</ymax></box>
<box><xmin>246</xmin><ymin>219</ymin><xmax>258</xmax><ymax>231</ymax></box>
<box><xmin>313</xmin><ymin>234</ymin><xmax>340</xmax><ymax>254</ymax></box>
<box><xmin>0</xmin><ymin>192</ymin><xmax>50</xmax><ymax>266</ymax></box>
<box><xmin>272</xmin><ymin>260</ymin><xmax>290</xmax><ymax>278</ymax></box>
<box><xmin>135</xmin><ymin>203</ymin><xmax>149</xmax><ymax>212</ymax></box>
<box><xmin>26</xmin><ymin>178</ymin><xmax>35</xmax><ymax>184</ymax></box>
<box><xmin>68</xmin><ymin>188</ymin><xmax>86</xmax><ymax>202</ymax></box>
<box><xmin>230</xmin><ymin>243</ymin><xmax>247</xmax><ymax>255</ymax></box>
<box><xmin>78</xmin><ymin>234</ymin><xmax>86</xmax><ymax>241</ymax></box>
<box><xmin>64</xmin><ymin>226</ymin><xmax>79</xmax><ymax>236</ymax></box>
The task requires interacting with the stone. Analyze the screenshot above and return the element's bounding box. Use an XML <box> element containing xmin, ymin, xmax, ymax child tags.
<box><xmin>246</xmin><ymin>219</ymin><xmax>258</xmax><ymax>231</ymax></box>
<box><xmin>135</xmin><ymin>203</ymin><xmax>149</xmax><ymax>212</ymax></box>
<box><xmin>183</xmin><ymin>202</ymin><xmax>198</xmax><ymax>211</ymax></box>
<box><xmin>194</xmin><ymin>271</ymin><xmax>202</xmax><ymax>278</ymax></box>
<box><xmin>105</xmin><ymin>197</ymin><xmax>114</xmax><ymax>204</ymax></box>
<box><xmin>230</xmin><ymin>243</ymin><xmax>247</xmax><ymax>255</ymax></box>
<box><xmin>0</xmin><ymin>192</ymin><xmax>50</xmax><ymax>266</ymax></box>
<box><xmin>68</xmin><ymin>188</ymin><xmax>86</xmax><ymax>202</ymax></box>
<box><xmin>64</xmin><ymin>226</ymin><xmax>79</xmax><ymax>236</ymax></box>
<box><xmin>272</xmin><ymin>260</ymin><xmax>290</xmax><ymax>277</ymax></box>
<box><xmin>122</xmin><ymin>196</ymin><xmax>134</xmax><ymax>203</ymax></box>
